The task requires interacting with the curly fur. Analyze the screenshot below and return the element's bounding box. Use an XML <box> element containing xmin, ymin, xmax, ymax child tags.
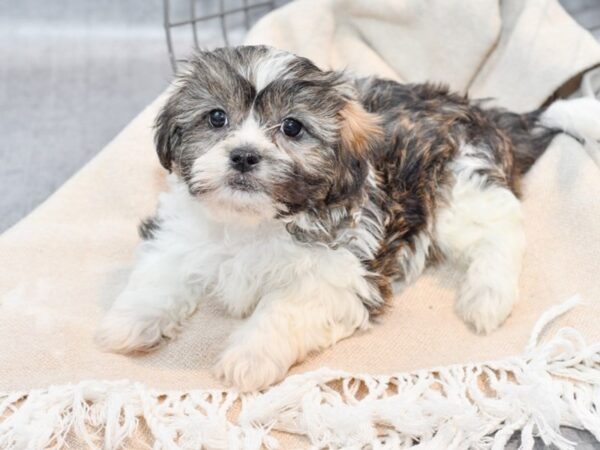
<box><xmin>96</xmin><ymin>45</ymin><xmax>600</xmax><ymax>391</ymax></box>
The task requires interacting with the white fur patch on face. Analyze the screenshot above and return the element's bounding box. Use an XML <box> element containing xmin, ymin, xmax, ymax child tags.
<box><xmin>190</xmin><ymin>142</ymin><xmax>231</xmax><ymax>192</ymax></box>
<box><xmin>235</xmin><ymin>115</ymin><xmax>274</xmax><ymax>149</ymax></box>
<box><xmin>202</xmin><ymin>188</ymin><xmax>277</xmax><ymax>225</ymax></box>
<box><xmin>251</xmin><ymin>50</ymin><xmax>297</xmax><ymax>92</ymax></box>
<box><xmin>189</xmin><ymin>115</ymin><xmax>288</xmax><ymax>223</ymax></box>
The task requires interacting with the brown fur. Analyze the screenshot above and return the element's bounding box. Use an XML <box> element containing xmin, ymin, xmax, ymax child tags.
<box><xmin>154</xmin><ymin>46</ymin><xmax>560</xmax><ymax>315</ymax></box>
<box><xmin>338</xmin><ymin>101</ymin><xmax>383</xmax><ymax>157</ymax></box>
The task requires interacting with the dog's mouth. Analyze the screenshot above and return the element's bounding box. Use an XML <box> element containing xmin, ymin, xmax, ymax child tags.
<box><xmin>227</xmin><ymin>174</ymin><xmax>262</xmax><ymax>193</ymax></box>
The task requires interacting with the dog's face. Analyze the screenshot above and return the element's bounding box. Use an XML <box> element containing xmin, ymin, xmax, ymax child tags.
<box><xmin>155</xmin><ymin>46</ymin><xmax>380</xmax><ymax>224</ymax></box>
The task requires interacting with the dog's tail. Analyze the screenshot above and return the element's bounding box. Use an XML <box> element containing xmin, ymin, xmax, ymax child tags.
<box><xmin>490</xmin><ymin>97</ymin><xmax>600</xmax><ymax>174</ymax></box>
<box><xmin>537</xmin><ymin>98</ymin><xmax>600</xmax><ymax>168</ymax></box>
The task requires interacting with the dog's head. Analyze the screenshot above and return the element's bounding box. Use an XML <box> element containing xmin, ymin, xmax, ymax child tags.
<box><xmin>155</xmin><ymin>46</ymin><xmax>381</xmax><ymax>225</ymax></box>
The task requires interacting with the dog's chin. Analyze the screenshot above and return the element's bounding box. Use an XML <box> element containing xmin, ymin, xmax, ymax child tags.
<box><xmin>199</xmin><ymin>181</ymin><xmax>277</xmax><ymax>225</ymax></box>
<box><xmin>227</xmin><ymin>173</ymin><xmax>262</xmax><ymax>193</ymax></box>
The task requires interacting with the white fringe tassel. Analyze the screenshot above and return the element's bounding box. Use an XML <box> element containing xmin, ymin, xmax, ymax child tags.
<box><xmin>1</xmin><ymin>296</ymin><xmax>599</xmax><ymax>449</ymax></box>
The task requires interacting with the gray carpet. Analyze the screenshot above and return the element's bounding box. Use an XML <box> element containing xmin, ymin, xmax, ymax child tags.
<box><xmin>0</xmin><ymin>1</ymin><xmax>599</xmax><ymax>447</ymax></box>
<box><xmin>0</xmin><ymin>1</ymin><xmax>170</xmax><ymax>231</ymax></box>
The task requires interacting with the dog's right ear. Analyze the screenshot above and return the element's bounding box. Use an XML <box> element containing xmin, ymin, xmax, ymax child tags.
<box><xmin>154</xmin><ymin>102</ymin><xmax>181</xmax><ymax>172</ymax></box>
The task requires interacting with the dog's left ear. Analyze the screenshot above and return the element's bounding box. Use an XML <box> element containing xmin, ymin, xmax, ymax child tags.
<box><xmin>328</xmin><ymin>101</ymin><xmax>382</xmax><ymax>205</ymax></box>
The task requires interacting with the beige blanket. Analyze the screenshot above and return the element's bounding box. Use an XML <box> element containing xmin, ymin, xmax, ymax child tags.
<box><xmin>2</xmin><ymin>0</ymin><xmax>600</xmax><ymax>448</ymax></box>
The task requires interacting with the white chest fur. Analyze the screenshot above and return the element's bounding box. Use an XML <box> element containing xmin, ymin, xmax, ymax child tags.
<box><xmin>99</xmin><ymin>177</ymin><xmax>376</xmax><ymax>391</ymax></box>
<box><xmin>145</xmin><ymin>177</ymin><xmax>372</xmax><ymax>319</ymax></box>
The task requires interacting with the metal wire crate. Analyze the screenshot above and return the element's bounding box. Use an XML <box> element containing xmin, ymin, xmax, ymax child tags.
<box><xmin>162</xmin><ymin>0</ymin><xmax>280</xmax><ymax>71</ymax></box>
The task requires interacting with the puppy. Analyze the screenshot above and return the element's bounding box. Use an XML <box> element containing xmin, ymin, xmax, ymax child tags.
<box><xmin>96</xmin><ymin>45</ymin><xmax>600</xmax><ymax>391</ymax></box>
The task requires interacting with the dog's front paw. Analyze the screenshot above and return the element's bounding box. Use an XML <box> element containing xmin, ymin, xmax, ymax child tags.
<box><xmin>95</xmin><ymin>306</ymin><xmax>178</xmax><ymax>354</ymax></box>
<box><xmin>214</xmin><ymin>344</ymin><xmax>289</xmax><ymax>392</ymax></box>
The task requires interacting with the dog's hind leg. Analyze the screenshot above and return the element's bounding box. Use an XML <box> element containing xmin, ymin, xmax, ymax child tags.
<box><xmin>435</xmin><ymin>166</ymin><xmax>526</xmax><ymax>334</ymax></box>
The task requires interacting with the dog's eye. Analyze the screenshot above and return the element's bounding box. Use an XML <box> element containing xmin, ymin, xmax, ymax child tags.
<box><xmin>281</xmin><ymin>118</ymin><xmax>303</xmax><ymax>137</ymax></box>
<box><xmin>208</xmin><ymin>109</ymin><xmax>228</xmax><ymax>128</ymax></box>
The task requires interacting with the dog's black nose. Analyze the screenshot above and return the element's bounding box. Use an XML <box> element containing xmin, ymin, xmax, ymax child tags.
<box><xmin>230</xmin><ymin>148</ymin><xmax>262</xmax><ymax>173</ymax></box>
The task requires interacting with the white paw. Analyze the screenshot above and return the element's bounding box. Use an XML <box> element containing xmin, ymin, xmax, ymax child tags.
<box><xmin>455</xmin><ymin>284</ymin><xmax>516</xmax><ymax>335</ymax></box>
<box><xmin>95</xmin><ymin>306</ymin><xmax>179</xmax><ymax>354</ymax></box>
<box><xmin>214</xmin><ymin>344</ymin><xmax>290</xmax><ymax>392</ymax></box>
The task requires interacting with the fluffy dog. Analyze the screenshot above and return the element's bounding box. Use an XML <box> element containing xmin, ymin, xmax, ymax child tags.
<box><xmin>96</xmin><ymin>45</ymin><xmax>600</xmax><ymax>391</ymax></box>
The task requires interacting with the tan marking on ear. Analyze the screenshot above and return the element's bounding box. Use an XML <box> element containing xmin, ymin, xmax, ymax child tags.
<box><xmin>339</xmin><ymin>101</ymin><xmax>383</xmax><ymax>155</ymax></box>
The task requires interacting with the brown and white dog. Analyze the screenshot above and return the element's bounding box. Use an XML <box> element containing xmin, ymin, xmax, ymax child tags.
<box><xmin>96</xmin><ymin>45</ymin><xmax>600</xmax><ymax>391</ymax></box>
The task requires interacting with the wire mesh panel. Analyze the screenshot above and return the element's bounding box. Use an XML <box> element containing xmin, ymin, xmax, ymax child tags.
<box><xmin>163</xmin><ymin>0</ymin><xmax>277</xmax><ymax>71</ymax></box>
